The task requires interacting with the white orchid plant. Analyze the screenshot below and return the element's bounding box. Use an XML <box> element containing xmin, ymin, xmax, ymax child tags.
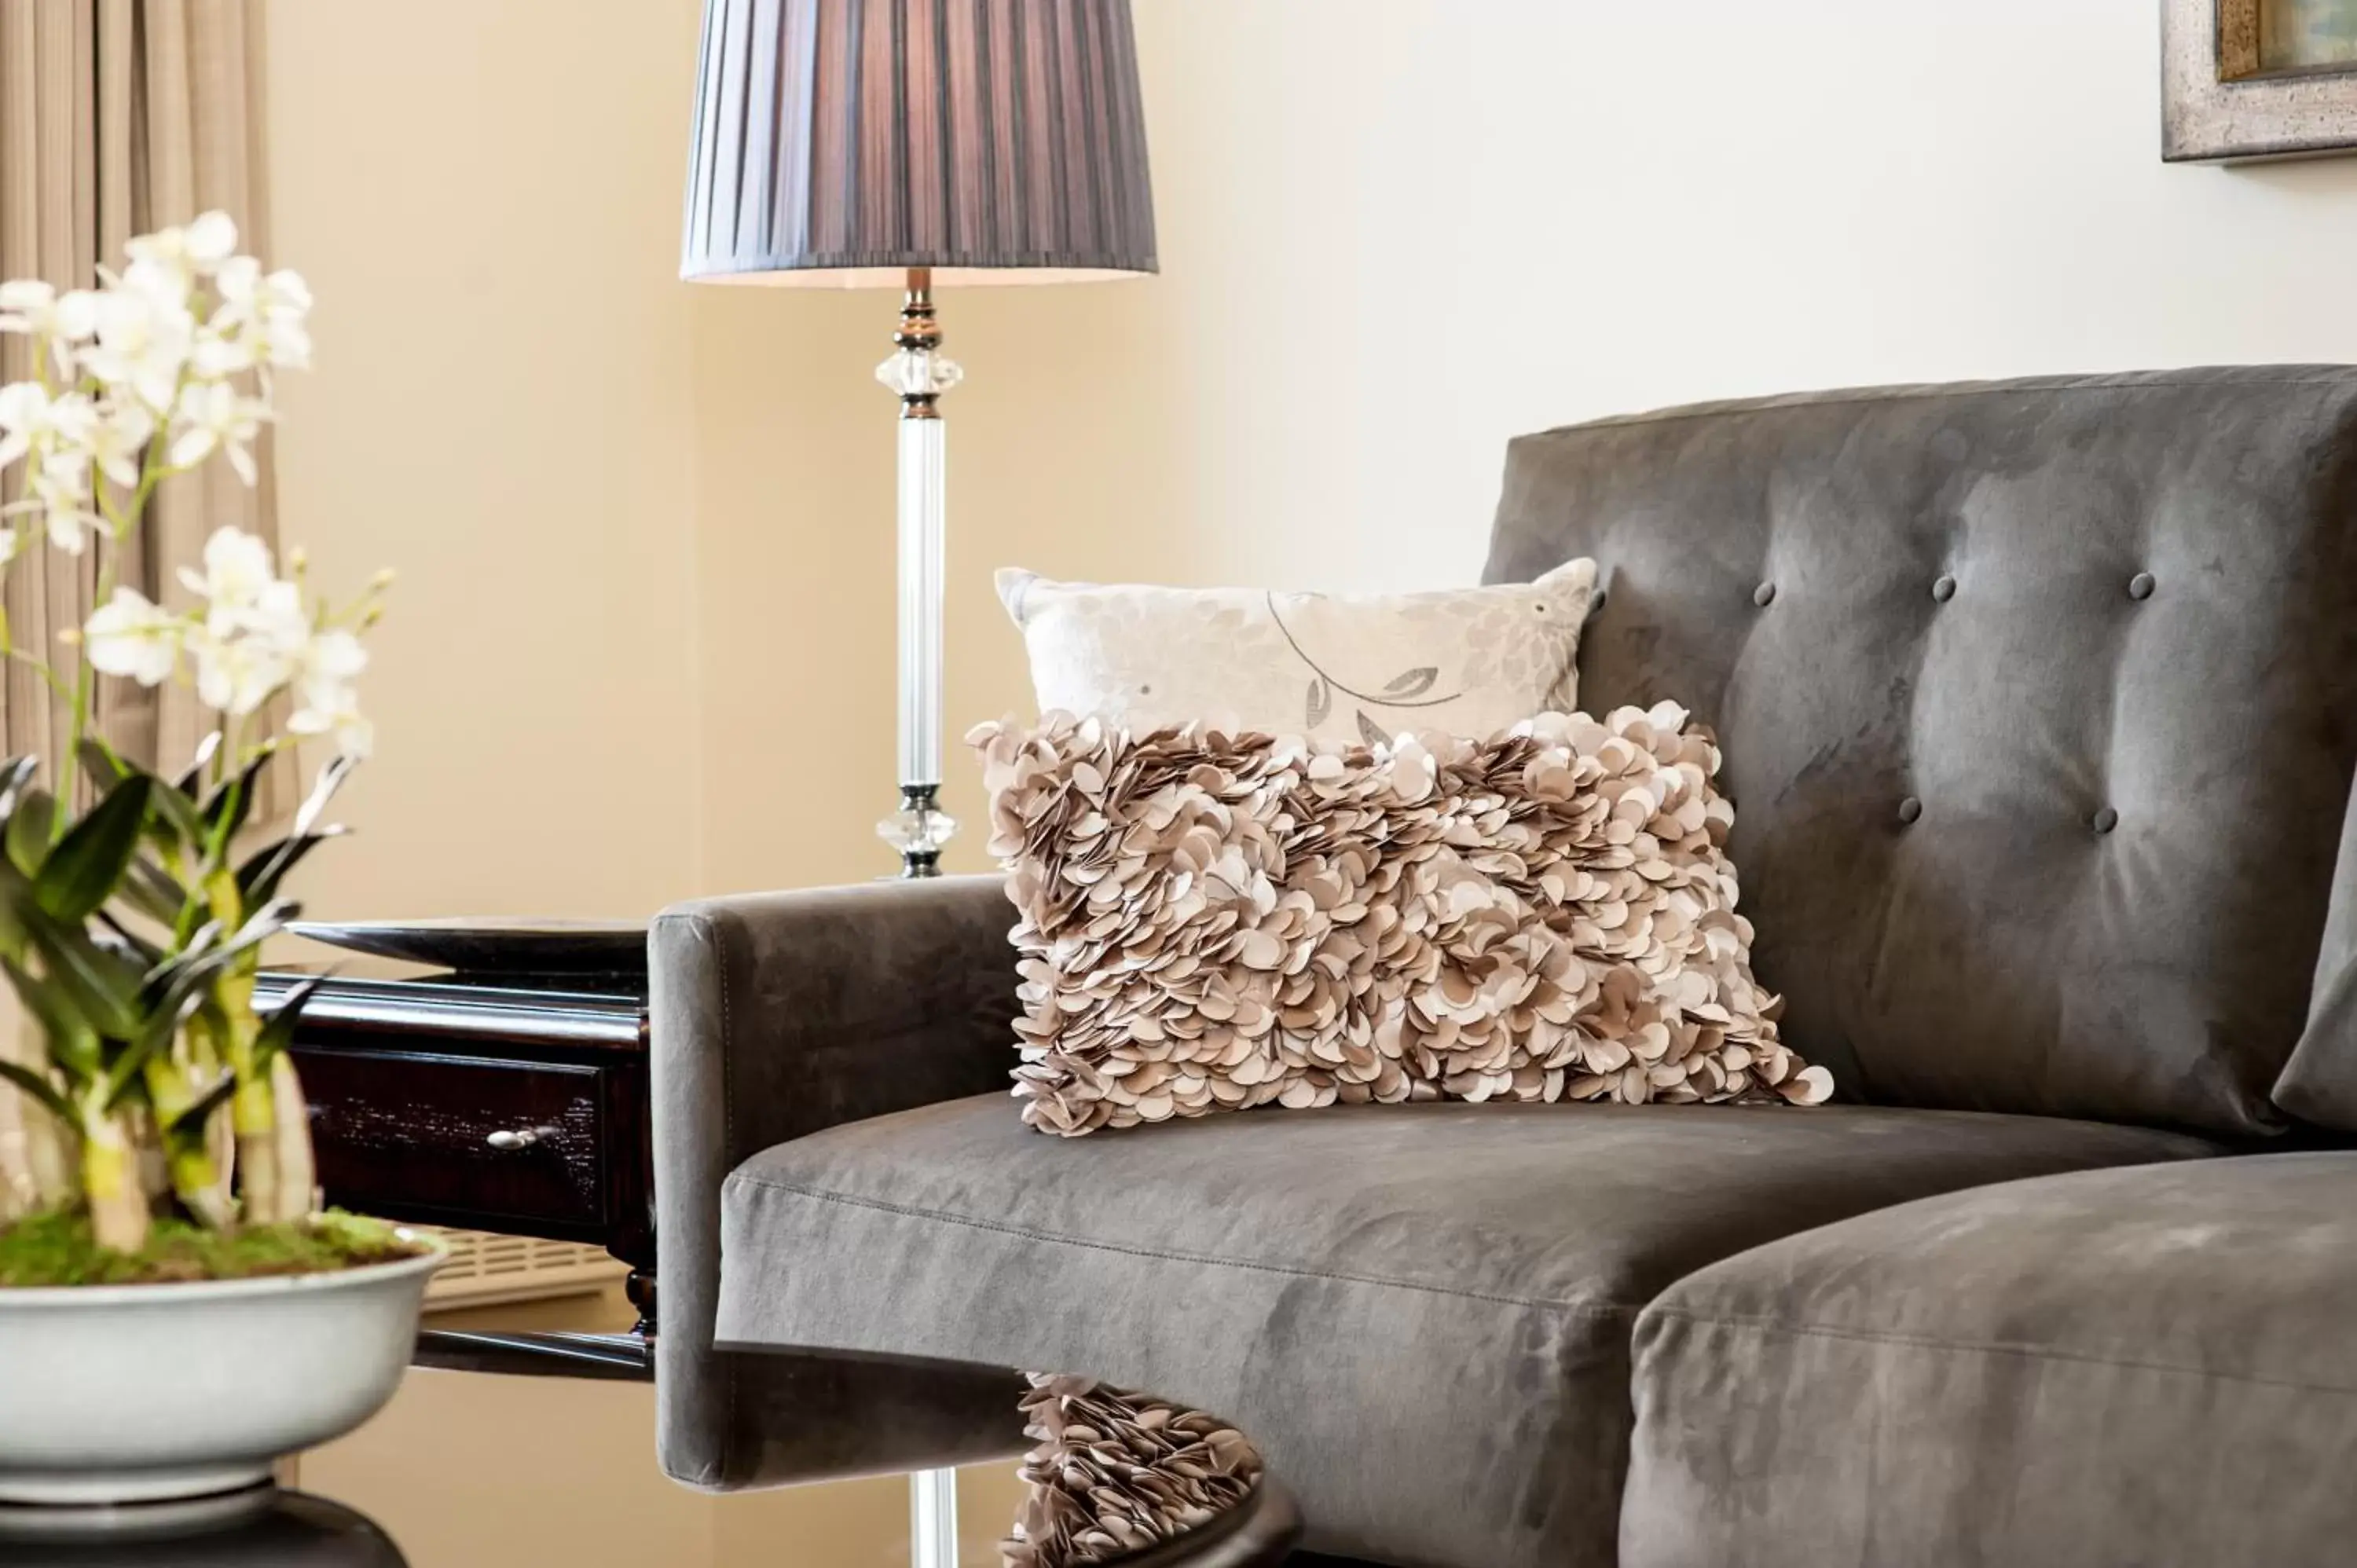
<box><xmin>0</xmin><ymin>211</ymin><xmax>387</xmax><ymax>1258</ymax></box>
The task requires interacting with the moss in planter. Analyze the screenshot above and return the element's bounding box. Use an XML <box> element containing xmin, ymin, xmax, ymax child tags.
<box><xmin>0</xmin><ymin>1207</ymin><xmax>424</xmax><ymax>1288</ymax></box>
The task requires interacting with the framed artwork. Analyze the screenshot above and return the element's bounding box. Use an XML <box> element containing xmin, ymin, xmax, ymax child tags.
<box><xmin>2164</xmin><ymin>0</ymin><xmax>2357</xmax><ymax>159</ymax></box>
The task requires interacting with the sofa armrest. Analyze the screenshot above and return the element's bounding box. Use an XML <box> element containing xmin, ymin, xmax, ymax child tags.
<box><xmin>651</xmin><ymin>874</ymin><xmax>1022</xmax><ymax>1488</ymax></box>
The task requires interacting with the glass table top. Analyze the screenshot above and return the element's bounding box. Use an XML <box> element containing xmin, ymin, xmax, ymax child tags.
<box><xmin>0</xmin><ymin>1307</ymin><xmax>1298</xmax><ymax>1568</ymax></box>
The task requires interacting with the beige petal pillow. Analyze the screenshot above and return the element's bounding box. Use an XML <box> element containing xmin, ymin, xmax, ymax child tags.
<box><xmin>995</xmin><ymin>561</ymin><xmax>1596</xmax><ymax>746</ymax></box>
<box><xmin>971</xmin><ymin>705</ymin><xmax>1832</xmax><ymax>1137</ymax></box>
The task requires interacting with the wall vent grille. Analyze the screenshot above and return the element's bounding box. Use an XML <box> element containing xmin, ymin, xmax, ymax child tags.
<box><xmin>410</xmin><ymin>1225</ymin><xmax>626</xmax><ymax>1309</ymax></box>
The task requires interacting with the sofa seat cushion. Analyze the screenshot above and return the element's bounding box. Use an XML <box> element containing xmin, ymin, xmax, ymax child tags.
<box><xmin>1625</xmin><ymin>1151</ymin><xmax>2357</xmax><ymax>1568</ymax></box>
<box><xmin>715</xmin><ymin>1093</ymin><xmax>2216</xmax><ymax>1568</ymax></box>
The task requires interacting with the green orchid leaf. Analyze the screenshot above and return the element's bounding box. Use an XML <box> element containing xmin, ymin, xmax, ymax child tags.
<box><xmin>0</xmin><ymin>952</ymin><xmax>101</xmax><ymax>1081</ymax></box>
<box><xmin>253</xmin><ymin>973</ymin><xmax>329</xmax><ymax>1065</ymax></box>
<box><xmin>93</xmin><ymin>911</ymin><xmax>164</xmax><ymax>969</ymax></box>
<box><xmin>101</xmin><ymin>1029</ymin><xmax>174</xmax><ymax>1112</ymax></box>
<box><xmin>172</xmin><ymin>731</ymin><xmax>222</xmax><ymax>797</ymax></box>
<box><xmin>145</xmin><ymin>779</ymin><xmax>207</xmax><ymax>855</ymax></box>
<box><xmin>120</xmin><ymin>858</ymin><xmax>192</xmax><ymax>925</ymax></box>
<box><xmin>0</xmin><ymin>863</ymin><xmax>31</xmax><ymax>961</ymax></box>
<box><xmin>0</xmin><ymin>1057</ymin><xmax>74</xmax><ymax>1130</ymax></box>
<box><xmin>152</xmin><ymin>918</ymin><xmax>225</xmax><ymax>980</ymax></box>
<box><xmin>163</xmin><ymin>1068</ymin><xmax>238</xmax><ymax>1136</ymax></box>
<box><xmin>20</xmin><ymin>913</ymin><xmax>145</xmax><ymax>1041</ymax></box>
<box><xmin>5</xmin><ymin>789</ymin><xmax>54</xmax><ymax>877</ymax></box>
<box><xmin>198</xmin><ymin>749</ymin><xmax>276</xmax><ymax>844</ymax></box>
<box><xmin>0</xmin><ymin>755</ymin><xmax>41</xmax><ymax>819</ymax></box>
<box><xmin>236</xmin><ymin>827</ymin><xmax>347</xmax><ymax>905</ymax></box>
<box><xmin>76</xmin><ymin>738</ymin><xmax>128</xmax><ymax>789</ymax></box>
<box><xmin>290</xmin><ymin>754</ymin><xmax>357</xmax><ymax>839</ymax></box>
<box><xmin>35</xmin><ymin>772</ymin><xmax>152</xmax><ymax>924</ymax></box>
<box><xmin>211</xmin><ymin>897</ymin><xmax>299</xmax><ymax>968</ymax></box>
<box><xmin>101</xmin><ymin>940</ymin><xmax>239</xmax><ymax>1113</ymax></box>
<box><xmin>177</xmin><ymin>989</ymin><xmax>229</xmax><ymax>1071</ymax></box>
<box><xmin>159</xmin><ymin>946</ymin><xmax>233</xmax><ymax>1012</ymax></box>
<box><xmin>102</xmin><ymin>980</ymin><xmax>212</xmax><ymax>1111</ymax></box>
<box><xmin>234</xmin><ymin>896</ymin><xmax>298</xmax><ymax>943</ymax></box>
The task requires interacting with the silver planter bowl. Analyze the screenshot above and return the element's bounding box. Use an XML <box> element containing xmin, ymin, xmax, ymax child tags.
<box><xmin>0</xmin><ymin>1243</ymin><xmax>442</xmax><ymax>1504</ymax></box>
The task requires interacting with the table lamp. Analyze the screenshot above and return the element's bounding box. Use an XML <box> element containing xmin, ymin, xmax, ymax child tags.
<box><xmin>681</xmin><ymin>0</ymin><xmax>1158</xmax><ymax>878</ymax></box>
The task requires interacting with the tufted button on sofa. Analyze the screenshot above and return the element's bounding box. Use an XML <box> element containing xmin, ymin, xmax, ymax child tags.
<box><xmin>654</xmin><ymin>368</ymin><xmax>2357</xmax><ymax>1568</ymax></box>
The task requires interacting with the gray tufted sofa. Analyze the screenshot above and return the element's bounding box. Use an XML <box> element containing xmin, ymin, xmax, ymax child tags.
<box><xmin>653</xmin><ymin>368</ymin><xmax>2357</xmax><ymax>1567</ymax></box>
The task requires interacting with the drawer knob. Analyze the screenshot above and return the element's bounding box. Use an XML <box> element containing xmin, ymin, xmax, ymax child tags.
<box><xmin>486</xmin><ymin>1126</ymin><xmax>557</xmax><ymax>1151</ymax></box>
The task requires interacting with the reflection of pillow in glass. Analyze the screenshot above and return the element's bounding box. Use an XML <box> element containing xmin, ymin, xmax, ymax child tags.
<box><xmin>971</xmin><ymin>703</ymin><xmax>1832</xmax><ymax>1138</ymax></box>
<box><xmin>995</xmin><ymin>560</ymin><xmax>1597</xmax><ymax>746</ymax></box>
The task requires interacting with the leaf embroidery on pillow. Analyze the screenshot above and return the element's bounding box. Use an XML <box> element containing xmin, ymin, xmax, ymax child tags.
<box><xmin>1264</xmin><ymin>593</ymin><xmax>1464</xmax><ymax>715</ymax></box>
<box><xmin>1355</xmin><ymin>710</ymin><xmax>1388</xmax><ymax>748</ymax></box>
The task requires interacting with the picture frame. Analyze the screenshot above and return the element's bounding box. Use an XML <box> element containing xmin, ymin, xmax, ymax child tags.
<box><xmin>2164</xmin><ymin>0</ymin><xmax>2357</xmax><ymax>161</ymax></box>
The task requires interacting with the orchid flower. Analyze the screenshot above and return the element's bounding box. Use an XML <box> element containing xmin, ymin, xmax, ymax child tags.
<box><xmin>82</xmin><ymin>587</ymin><xmax>185</xmax><ymax>686</ymax></box>
<box><xmin>79</xmin><ymin>283</ymin><xmax>196</xmax><ymax>416</ymax></box>
<box><xmin>0</xmin><ymin>280</ymin><xmax>99</xmax><ymax>379</ymax></box>
<box><xmin>0</xmin><ymin>214</ymin><xmax>390</xmax><ymax>1256</ymax></box>
<box><xmin>168</xmin><ymin>380</ymin><xmax>269</xmax><ymax>485</ymax></box>
<box><xmin>123</xmin><ymin>210</ymin><xmax>240</xmax><ymax>288</ymax></box>
<box><xmin>211</xmin><ymin>258</ymin><xmax>314</xmax><ymax>373</ymax></box>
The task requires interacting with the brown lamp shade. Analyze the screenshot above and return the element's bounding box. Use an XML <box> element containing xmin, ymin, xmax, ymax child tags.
<box><xmin>681</xmin><ymin>0</ymin><xmax>1157</xmax><ymax>288</ymax></box>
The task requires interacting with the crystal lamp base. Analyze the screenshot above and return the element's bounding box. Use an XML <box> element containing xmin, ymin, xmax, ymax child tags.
<box><xmin>879</xmin><ymin>785</ymin><xmax>958</xmax><ymax>878</ymax></box>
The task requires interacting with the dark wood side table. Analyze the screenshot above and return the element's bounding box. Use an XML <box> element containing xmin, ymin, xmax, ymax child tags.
<box><xmin>254</xmin><ymin>964</ymin><xmax>657</xmax><ymax>1365</ymax></box>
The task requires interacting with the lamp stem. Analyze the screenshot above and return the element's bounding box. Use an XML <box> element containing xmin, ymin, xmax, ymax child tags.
<box><xmin>875</xmin><ymin>268</ymin><xmax>963</xmax><ymax>877</ymax></box>
<box><xmin>909</xmin><ymin>1463</ymin><xmax>959</xmax><ymax>1568</ymax></box>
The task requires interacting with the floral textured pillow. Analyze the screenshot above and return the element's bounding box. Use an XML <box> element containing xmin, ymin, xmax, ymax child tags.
<box><xmin>971</xmin><ymin>705</ymin><xmax>1831</xmax><ymax>1136</ymax></box>
<box><xmin>995</xmin><ymin>562</ymin><xmax>1596</xmax><ymax>747</ymax></box>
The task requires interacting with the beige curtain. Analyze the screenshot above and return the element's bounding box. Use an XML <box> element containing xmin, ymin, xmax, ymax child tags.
<box><xmin>0</xmin><ymin>0</ymin><xmax>277</xmax><ymax>779</ymax></box>
<box><xmin>0</xmin><ymin>0</ymin><xmax>274</xmax><ymax>1214</ymax></box>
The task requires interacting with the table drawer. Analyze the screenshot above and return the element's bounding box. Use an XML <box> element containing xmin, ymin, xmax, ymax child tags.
<box><xmin>293</xmin><ymin>1047</ymin><xmax>608</xmax><ymax>1230</ymax></box>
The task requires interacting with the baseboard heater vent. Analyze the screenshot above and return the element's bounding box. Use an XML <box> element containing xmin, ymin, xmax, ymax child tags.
<box><xmin>408</xmin><ymin>1226</ymin><xmax>628</xmax><ymax>1309</ymax></box>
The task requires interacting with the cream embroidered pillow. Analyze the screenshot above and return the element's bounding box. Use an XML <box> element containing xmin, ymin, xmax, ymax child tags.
<box><xmin>970</xmin><ymin>705</ymin><xmax>1832</xmax><ymax>1137</ymax></box>
<box><xmin>995</xmin><ymin>561</ymin><xmax>1597</xmax><ymax>746</ymax></box>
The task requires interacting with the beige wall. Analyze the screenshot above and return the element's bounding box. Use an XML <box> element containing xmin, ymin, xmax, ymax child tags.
<box><xmin>269</xmin><ymin>0</ymin><xmax>2357</xmax><ymax>908</ymax></box>
<box><xmin>686</xmin><ymin>251</ymin><xmax>1193</xmax><ymax>888</ymax></box>
<box><xmin>1116</xmin><ymin>0</ymin><xmax>2357</xmax><ymax>571</ymax></box>
<box><xmin>301</xmin><ymin>1364</ymin><xmax>1028</xmax><ymax>1567</ymax></box>
<box><xmin>266</xmin><ymin>0</ymin><xmax>705</xmax><ymax>918</ymax></box>
<box><xmin>1138</xmin><ymin>0</ymin><xmax>2357</xmax><ymax>577</ymax></box>
<box><xmin>686</xmin><ymin>0</ymin><xmax>2357</xmax><ymax>889</ymax></box>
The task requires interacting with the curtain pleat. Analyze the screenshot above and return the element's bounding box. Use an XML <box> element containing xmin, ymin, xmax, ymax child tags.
<box><xmin>0</xmin><ymin>0</ymin><xmax>277</xmax><ymax>1211</ymax></box>
<box><xmin>0</xmin><ymin>0</ymin><xmax>278</xmax><ymax>788</ymax></box>
<box><xmin>0</xmin><ymin>0</ymin><xmax>96</xmax><ymax>776</ymax></box>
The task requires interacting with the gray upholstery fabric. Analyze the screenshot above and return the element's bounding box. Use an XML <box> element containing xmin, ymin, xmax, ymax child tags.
<box><xmin>1487</xmin><ymin>368</ymin><xmax>2357</xmax><ymax>1134</ymax></box>
<box><xmin>651</xmin><ymin>876</ymin><xmax>1025</xmax><ymax>1489</ymax></box>
<box><xmin>717</xmin><ymin>1094</ymin><xmax>2216</xmax><ymax>1567</ymax></box>
<box><xmin>2278</xmin><ymin>789</ymin><xmax>2357</xmax><ymax>1128</ymax></box>
<box><xmin>1626</xmin><ymin>1152</ymin><xmax>2357</xmax><ymax>1568</ymax></box>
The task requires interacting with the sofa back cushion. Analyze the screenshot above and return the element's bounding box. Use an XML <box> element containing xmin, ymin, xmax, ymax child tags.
<box><xmin>2275</xmin><ymin>799</ymin><xmax>2357</xmax><ymax>1130</ymax></box>
<box><xmin>1485</xmin><ymin>368</ymin><xmax>2357</xmax><ymax>1135</ymax></box>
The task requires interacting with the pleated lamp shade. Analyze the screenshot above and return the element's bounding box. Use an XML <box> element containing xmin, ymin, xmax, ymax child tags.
<box><xmin>681</xmin><ymin>0</ymin><xmax>1157</xmax><ymax>288</ymax></box>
